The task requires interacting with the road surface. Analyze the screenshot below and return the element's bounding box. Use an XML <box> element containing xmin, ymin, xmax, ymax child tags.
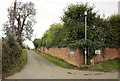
<box><xmin>6</xmin><ymin>50</ymin><xmax>118</xmax><ymax>79</ymax></box>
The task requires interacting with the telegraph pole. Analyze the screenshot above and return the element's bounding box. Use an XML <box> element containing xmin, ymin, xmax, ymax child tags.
<box><xmin>12</xmin><ymin>0</ymin><xmax>17</xmax><ymax>37</ymax></box>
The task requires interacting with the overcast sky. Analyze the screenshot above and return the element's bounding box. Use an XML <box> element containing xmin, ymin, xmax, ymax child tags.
<box><xmin>0</xmin><ymin>0</ymin><xmax>119</xmax><ymax>48</ymax></box>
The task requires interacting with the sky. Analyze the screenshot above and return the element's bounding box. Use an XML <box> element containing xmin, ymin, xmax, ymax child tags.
<box><xmin>0</xmin><ymin>0</ymin><xmax>119</xmax><ymax>48</ymax></box>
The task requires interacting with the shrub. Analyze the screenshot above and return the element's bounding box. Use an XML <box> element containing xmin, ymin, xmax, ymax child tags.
<box><xmin>2</xmin><ymin>36</ymin><xmax>22</xmax><ymax>78</ymax></box>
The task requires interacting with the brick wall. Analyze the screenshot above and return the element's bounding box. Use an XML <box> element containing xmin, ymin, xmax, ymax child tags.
<box><xmin>40</xmin><ymin>47</ymin><xmax>84</xmax><ymax>67</ymax></box>
<box><xmin>40</xmin><ymin>47</ymin><xmax>119</xmax><ymax>67</ymax></box>
<box><xmin>93</xmin><ymin>48</ymin><xmax>119</xmax><ymax>63</ymax></box>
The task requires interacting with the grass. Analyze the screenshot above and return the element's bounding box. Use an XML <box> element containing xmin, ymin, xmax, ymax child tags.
<box><xmin>33</xmin><ymin>49</ymin><xmax>78</xmax><ymax>69</ymax></box>
<box><xmin>88</xmin><ymin>58</ymin><xmax>120</xmax><ymax>71</ymax></box>
<box><xmin>3</xmin><ymin>49</ymin><xmax>27</xmax><ymax>78</ymax></box>
<box><xmin>21</xmin><ymin>49</ymin><xmax>27</xmax><ymax>65</ymax></box>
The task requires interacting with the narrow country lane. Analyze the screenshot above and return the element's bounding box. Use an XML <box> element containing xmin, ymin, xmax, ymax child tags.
<box><xmin>6</xmin><ymin>50</ymin><xmax>118</xmax><ymax>79</ymax></box>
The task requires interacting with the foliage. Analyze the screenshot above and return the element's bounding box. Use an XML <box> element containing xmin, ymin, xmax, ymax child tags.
<box><xmin>40</xmin><ymin>23</ymin><xmax>64</xmax><ymax>48</ymax></box>
<box><xmin>33</xmin><ymin>39</ymin><xmax>41</xmax><ymax>49</ymax></box>
<box><xmin>36</xmin><ymin>3</ymin><xmax>105</xmax><ymax>49</ymax></box>
<box><xmin>3</xmin><ymin>1</ymin><xmax>36</xmax><ymax>45</ymax></box>
<box><xmin>2</xmin><ymin>42</ymin><xmax>22</xmax><ymax>78</ymax></box>
<box><xmin>61</xmin><ymin>3</ymin><xmax>103</xmax><ymax>41</ymax></box>
<box><xmin>104</xmin><ymin>15</ymin><xmax>120</xmax><ymax>48</ymax></box>
<box><xmin>2</xmin><ymin>48</ymin><xmax>27</xmax><ymax>78</ymax></box>
<box><xmin>34</xmin><ymin>3</ymin><xmax>119</xmax><ymax>64</ymax></box>
<box><xmin>2</xmin><ymin>1</ymin><xmax>32</xmax><ymax>78</ymax></box>
<box><xmin>39</xmin><ymin>3</ymin><xmax>105</xmax><ymax>53</ymax></box>
<box><xmin>2</xmin><ymin>27</ymin><xmax>22</xmax><ymax>78</ymax></box>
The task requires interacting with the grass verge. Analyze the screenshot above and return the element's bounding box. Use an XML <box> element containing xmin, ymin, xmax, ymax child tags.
<box><xmin>21</xmin><ymin>49</ymin><xmax>27</xmax><ymax>66</ymax></box>
<box><xmin>3</xmin><ymin>49</ymin><xmax>27</xmax><ymax>78</ymax></box>
<box><xmin>86</xmin><ymin>58</ymin><xmax>120</xmax><ymax>71</ymax></box>
<box><xmin>33</xmin><ymin>49</ymin><xmax>78</xmax><ymax>69</ymax></box>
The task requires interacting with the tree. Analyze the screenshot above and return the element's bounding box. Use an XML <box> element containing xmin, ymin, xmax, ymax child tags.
<box><xmin>105</xmin><ymin>15</ymin><xmax>120</xmax><ymax>47</ymax></box>
<box><xmin>3</xmin><ymin>1</ymin><xmax>36</xmax><ymax>45</ymax></box>
<box><xmin>2</xmin><ymin>27</ymin><xmax>22</xmax><ymax>78</ymax></box>
<box><xmin>61</xmin><ymin>3</ymin><xmax>106</xmax><ymax>63</ymax></box>
<box><xmin>33</xmin><ymin>39</ymin><xmax>41</xmax><ymax>49</ymax></box>
<box><xmin>61</xmin><ymin>3</ymin><xmax>103</xmax><ymax>42</ymax></box>
<box><xmin>39</xmin><ymin>3</ymin><xmax>105</xmax><ymax>49</ymax></box>
<box><xmin>41</xmin><ymin>23</ymin><xmax>64</xmax><ymax>48</ymax></box>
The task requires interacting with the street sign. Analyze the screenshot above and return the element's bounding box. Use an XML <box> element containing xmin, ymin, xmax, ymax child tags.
<box><xmin>70</xmin><ymin>51</ymin><xmax>75</xmax><ymax>55</ymax></box>
<box><xmin>95</xmin><ymin>50</ymin><xmax>101</xmax><ymax>54</ymax></box>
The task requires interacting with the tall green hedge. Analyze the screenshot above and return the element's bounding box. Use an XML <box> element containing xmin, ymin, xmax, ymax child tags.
<box><xmin>2</xmin><ymin>37</ymin><xmax>22</xmax><ymax>78</ymax></box>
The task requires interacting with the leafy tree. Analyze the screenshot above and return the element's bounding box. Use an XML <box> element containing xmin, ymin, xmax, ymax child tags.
<box><xmin>33</xmin><ymin>39</ymin><xmax>41</xmax><ymax>49</ymax></box>
<box><xmin>105</xmin><ymin>15</ymin><xmax>120</xmax><ymax>48</ymax></box>
<box><xmin>41</xmin><ymin>23</ymin><xmax>64</xmax><ymax>48</ymax></box>
<box><xmin>61</xmin><ymin>3</ymin><xmax>103</xmax><ymax>42</ymax></box>
<box><xmin>60</xmin><ymin>3</ymin><xmax>107</xmax><ymax>63</ymax></box>
<box><xmin>3</xmin><ymin>2</ymin><xmax>36</xmax><ymax>45</ymax></box>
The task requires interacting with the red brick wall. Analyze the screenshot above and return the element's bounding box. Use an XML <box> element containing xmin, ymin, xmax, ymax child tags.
<box><xmin>40</xmin><ymin>47</ymin><xmax>84</xmax><ymax>67</ymax></box>
<box><xmin>76</xmin><ymin>49</ymin><xmax>84</xmax><ymax>67</ymax></box>
<box><xmin>93</xmin><ymin>48</ymin><xmax>119</xmax><ymax>63</ymax></box>
<box><xmin>40</xmin><ymin>47</ymin><xmax>119</xmax><ymax>67</ymax></box>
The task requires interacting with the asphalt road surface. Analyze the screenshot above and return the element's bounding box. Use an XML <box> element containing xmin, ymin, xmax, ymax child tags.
<box><xmin>6</xmin><ymin>50</ymin><xmax>118</xmax><ymax>79</ymax></box>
